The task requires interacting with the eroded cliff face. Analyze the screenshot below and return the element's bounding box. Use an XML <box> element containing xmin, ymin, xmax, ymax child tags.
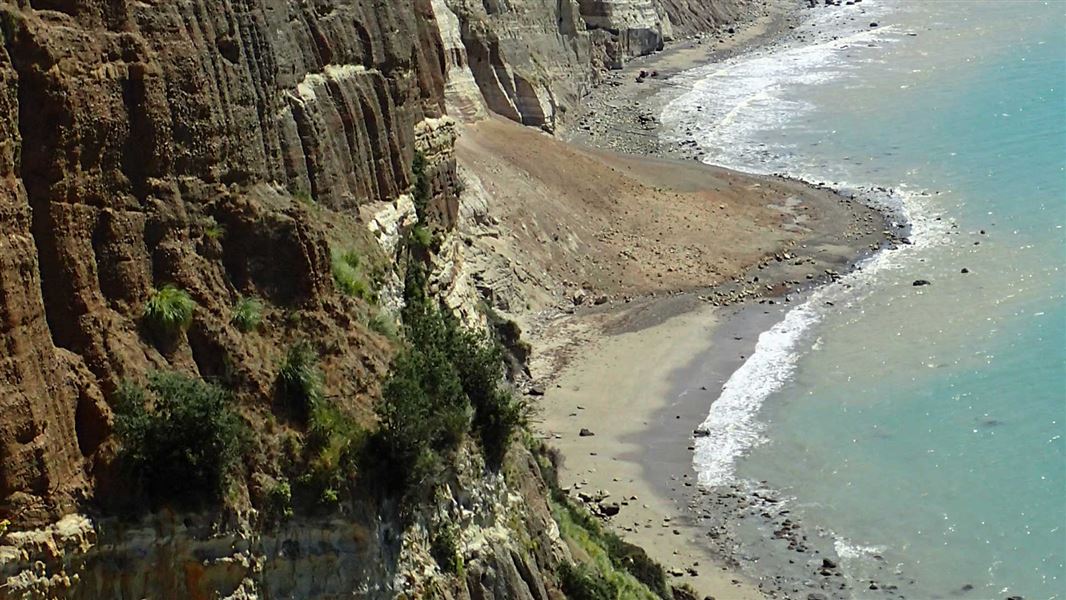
<box><xmin>437</xmin><ymin>0</ymin><xmax>757</xmax><ymax>129</ymax></box>
<box><xmin>0</xmin><ymin>445</ymin><xmax>570</xmax><ymax>599</ymax></box>
<box><xmin>1</xmin><ymin>0</ymin><xmax>763</xmax><ymax>597</ymax></box>
<box><xmin>0</xmin><ymin>0</ymin><xmax>451</xmax><ymax>527</ymax></box>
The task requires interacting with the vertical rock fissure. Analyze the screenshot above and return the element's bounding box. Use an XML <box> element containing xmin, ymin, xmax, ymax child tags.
<box><xmin>15</xmin><ymin>54</ymin><xmax>80</xmax><ymax>354</ymax></box>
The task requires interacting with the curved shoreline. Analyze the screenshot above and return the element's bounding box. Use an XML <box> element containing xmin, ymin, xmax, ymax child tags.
<box><xmin>536</xmin><ymin>1</ymin><xmax>913</xmax><ymax>598</ymax></box>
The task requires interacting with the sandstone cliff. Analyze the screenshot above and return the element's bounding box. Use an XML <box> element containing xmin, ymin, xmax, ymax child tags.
<box><xmin>439</xmin><ymin>0</ymin><xmax>756</xmax><ymax>129</ymax></box>
<box><xmin>0</xmin><ymin>0</ymin><xmax>457</xmax><ymax>528</ymax></box>
<box><xmin>0</xmin><ymin>0</ymin><xmax>766</xmax><ymax>597</ymax></box>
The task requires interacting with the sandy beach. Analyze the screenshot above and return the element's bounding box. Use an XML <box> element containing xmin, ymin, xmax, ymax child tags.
<box><xmin>537</xmin><ymin>302</ymin><xmax>765</xmax><ymax>598</ymax></box>
<box><xmin>522</xmin><ymin>2</ymin><xmax>905</xmax><ymax>599</ymax></box>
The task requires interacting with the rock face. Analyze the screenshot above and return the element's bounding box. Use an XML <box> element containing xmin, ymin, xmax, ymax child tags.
<box><xmin>0</xmin><ymin>446</ymin><xmax>570</xmax><ymax>600</ymax></box>
<box><xmin>579</xmin><ymin>0</ymin><xmax>672</xmax><ymax>68</ymax></box>
<box><xmin>0</xmin><ymin>0</ymin><xmax>450</xmax><ymax>527</ymax></box>
<box><xmin>0</xmin><ymin>0</ymin><xmax>764</xmax><ymax>597</ymax></box>
<box><xmin>441</xmin><ymin>0</ymin><xmax>755</xmax><ymax>128</ymax></box>
<box><xmin>446</xmin><ymin>0</ymin><xmax>596</xmax><ymax>131</ymax></box>
<box><xmin>657</xmin><ymin>0</ymin><xmax>750</xmax><ymax>38</ymax></box>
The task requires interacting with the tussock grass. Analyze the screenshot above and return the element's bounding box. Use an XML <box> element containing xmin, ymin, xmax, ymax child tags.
<box><xmin>231</xmin><ymin>296</ymin><xmax>263</xmax><ymax>332</ymax></box>
<box><xmin>143</xmin><ymin>285</ymin><xmax>195</xmax><ymax>335</ymax></box>
<box><xmin>331</xmin><ymin>249</ymin><xmax>375</xmax><ymax>301</ymax></box>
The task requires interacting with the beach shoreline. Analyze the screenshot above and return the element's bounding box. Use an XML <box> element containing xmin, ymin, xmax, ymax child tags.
<box><xmin>531</xmin><ymin>1</ymin><xmax>910</xmax><ymax>598</ymax></box>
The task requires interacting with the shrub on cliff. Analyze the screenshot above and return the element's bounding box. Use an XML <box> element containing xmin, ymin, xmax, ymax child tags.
<box><xmin>301</xmin><ymin>400</ymin><xmax>366</xmax><ymax>506</ymax></box>
<box><xmin>559</xmin><ymin>562</ymin><xmax>615</xmax><ymax>600</ymax></box>
<box><xmin>445</xmin><ymin>320</ymin><xmax>529</xmax><ymax>468</ymax></box>
<box><xmin>368</xmin><ymin>310</ymin><xmax>399</xmax><ymax>341</ymax></box>
<box><xmin>143</xmin><ymin>285</ymin><xmax>195</xmax><ymax>336</ymax></box>
<box><xmin>279</xmin><ymin>341</ymin><xmax>323</xmax><ymax>419</ymax></box>
<box><xmin>331</xmin><ymin>249</ymin><xmax>375</xmax><ymax>301</ymax></box>
<box><xmin>373</xmin><ymin>294</ymin><xmax>526</xmax><ymax>496</ymax></box>
<box><xmin>231</xmin><ymin>296</ymin><xmax>263</xmax><ymax>332</ymax></box>
<box><xmin>371</xmin><ymin>317</ymin><xmax>470</xmax><ymax>493</ymax></box>
<box><xmin>114</xmin><ymin>372</ymin><xmax>245</xmax><ymax>505</ymax></box>
<box><xmin>430</xmin><ymin>524</ymin><xmax>463</xmax><ymax>575</ymax></box>
<box><xmin>412</xmin><ymin>151</ymin><xmax>430</xmax><ymax>221</ymax></box>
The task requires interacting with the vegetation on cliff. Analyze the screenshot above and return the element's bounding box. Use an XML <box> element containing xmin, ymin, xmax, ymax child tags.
<box><xmin>114</xmin><ymin>372</ymin><xmax>246</xmax><ymax>506</ymax></box>
<box><xmin>367</xmin><ymin>155</ymin><xmax>529</xmax><ymax>503</ymax></box>
<box><xmin>533</xmin><ymin>440</ymin><xmax>671</xmax><ymax>600</ymax></box>
<box><xmin>142</xmin><ymin>285</ymin><xmax>196</xmax><ymax>338</ymax></box>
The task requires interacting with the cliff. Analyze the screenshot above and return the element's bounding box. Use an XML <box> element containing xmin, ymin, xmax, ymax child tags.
<box><xmin>0</xmin><ymin>0</ymin><xmax>459</xmax><ymax>524</ymax></box>
<box><xmin>0</xmin><ymin>0</ymin><xmax>763</xmax><ymax>597</ymax></box>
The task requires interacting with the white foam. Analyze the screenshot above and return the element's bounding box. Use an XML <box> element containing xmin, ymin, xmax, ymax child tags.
<box><xmin>675</xmin><ymin>1</ymin><xmax>956</xmax><ymax>488</ymax></box>
<box><xmin>661</xmin><ymin>1</ymin><xmax>900</xmax><ymax>177</ymax></box>
<box><xmin>834</xmin><ymin>537</ymin><xmax>887</xmax><ymax>561</ymax></box>
<box><xmin>694</xmin><ymin>183</ymin><xmax>946</xmax><ymax>487</ymax></box>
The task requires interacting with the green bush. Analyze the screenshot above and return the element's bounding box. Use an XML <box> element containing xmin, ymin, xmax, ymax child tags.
<box><xmin>114</xmin><ymin>371</ymin><xmax>245</xmax><ymax>505</ymax></box>
<box><xmin>430</xmin><ymin>525</ymin><xmax>463</xmax><ymax>575</ymax></box>
<box><xmin>372</xmin><ymin>331</ymin><xmax>470</xmax><ymax>493</ymax></box>
<box><xmin>412</xmin><ymin>151</ymin><xmax>430</xmax><ymax>221</ymax></box>
<box><xmin>410</xmin><ymin>225</ymin><xmax>433</xmax><ymax>250</ymax></box>
<box><xmin>204</xmin><ymin>221</ymin><xmax>226</xmax><ymax>241</ymax></box>
<box><xmin>279</xmin><ymin>341</ymin><xmax>323</xmax><ymax>418</ymax></box>
<box><xmin>267</xmin><ymin>479</ymin><xmax>294</xmax><ymax>520</ymax></box>
<box><xmin>278</xmin><ymin>342</ymin><xmax>367</xmax><ymax>505</ymax></box>
<box><xmin>231</xmin><ymin>296</ymin><xmax>263</xmax><ymax>332</ymax></box>
<box><xmin>331</xmin><ymin>249</ymin><xmax>375</xmax><ymax>301</ymax></box>
<box><xmin>601</xmin><ymin>533</ymin><xmax>668</xmax><ymax>597</ymax></box>
<box><xmin>446</xmin><ymin>323</ymin><xmax>529</xmax><ymax>468</ymax></box>
<box><xmin>143</xmin><ymin>285</ymin><xmax>195</xmax><ymax>335</ymax></box>
<box><xmin>368</xmin><ymin>311</ymin><xmax>399</xmax><ymax>341</ymax></box>
<box><xmin>300</xmin><ymin>400</ymin><xmax>365</xmax><ymax>504</ymax></box>
<box><xmin>560</xmin><ymin>562</ymin><xmax>615</xmax><ymax>600</ymax></box>
<box><xmin>371</xmin><ymin>299</ymin><xmax>528</xmax><ymax>496</ymax></box>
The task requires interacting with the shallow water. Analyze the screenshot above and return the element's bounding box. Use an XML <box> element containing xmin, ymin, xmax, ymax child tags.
<box><xmin>662</xmin><ymin>1</ymin><xmax>1066</xmax><ymax>597</ymax></box>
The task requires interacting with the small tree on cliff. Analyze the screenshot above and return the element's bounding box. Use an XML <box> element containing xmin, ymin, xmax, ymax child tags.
<box><xmin>114</xmin><ymin>372</ymin><xmax>245</xmax><ymax>506</ymax></box>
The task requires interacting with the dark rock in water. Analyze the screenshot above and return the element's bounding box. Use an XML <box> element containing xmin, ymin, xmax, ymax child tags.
<box><xmin>599</xmin><ymin>502</ymin><xmax>620</xmax><ymax>516</ymax></box>
<box><xmin>961</xmin><ymin>268</ymin><xmax>970</xmax><ymax>274</ymax></box>
<box><xmin>579</xmin><ymin>428</ymin><xmax>595</xmax><ymax>437</ymax></box>
<box><xmin>913</xmin><ymin>279</ymin><xmax>931</xmax><ymax>286</ymax></box>
<box><xmin>1005</xmin><ymin>596</ymin><xmax>1024</xmax><ymax>600</ymax></box>
<box><xmin>807</xmin><ymin>593</ymin><xmax>828</xmax><ymax>600</ymax></box>
<box><xmin>869</xmin><ymin>22</ymin><xmax>878</xmax><ymax>27</ymax></box>
<box><xmin>960</xmin><ymin>583</ymin><xmax>974</xmax><ymax>591</ymax></box>
<box><xmin>693</xmin><ymin>426</ymin><xmax>710</xmax><ymax>438</ymax></box>
<box><xmin>821</xmin><ymin>558</ymin><xmax>838</xmax><ymax>569</ymax></box>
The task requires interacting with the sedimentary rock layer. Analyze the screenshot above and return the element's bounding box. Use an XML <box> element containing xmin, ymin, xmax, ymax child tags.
<box><xmin>0</xmin><ymin>0</ymin><xmax>450</xmax><ymax>526</ymax></box>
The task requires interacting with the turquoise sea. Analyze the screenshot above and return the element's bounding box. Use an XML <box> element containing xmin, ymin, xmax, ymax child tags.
<box><xmin>662</xmin><ymin>1</ymin><xmax>1065</xmax><ymax>597</ymax></box>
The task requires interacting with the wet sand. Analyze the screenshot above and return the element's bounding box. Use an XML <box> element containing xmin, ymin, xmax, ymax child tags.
<box><xmin>530</xmin><ymin>2</ymin><xmax>904</xmax><ymax>599</ymax></box>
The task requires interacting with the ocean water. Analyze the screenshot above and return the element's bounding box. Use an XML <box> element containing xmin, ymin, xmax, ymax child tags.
<box><xmin>662</xmin><ymin>1</ymin><xmax>1065</xmax><ymax>598</ymax></box>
